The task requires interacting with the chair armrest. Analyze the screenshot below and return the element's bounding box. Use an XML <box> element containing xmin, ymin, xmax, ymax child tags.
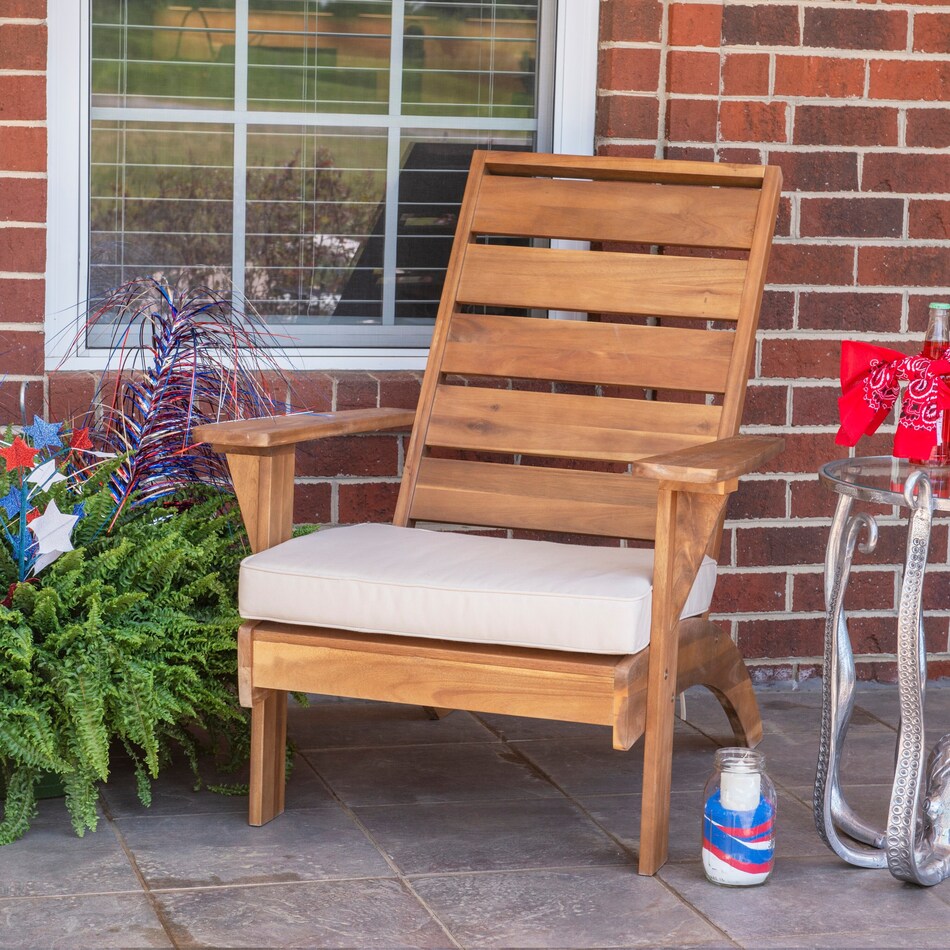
<box><xmin>193</xmin><ymin>407</ymin><xmax>414</xmax><ymax>554</ymax></box>
<box><xmin>192</xmin><ymin>407</ymin><xmax>415</xmax><ymax>452</ymax></box>
<box><xmin>631</xmin><ymin>435</ymin><xmax>784</xmax><ymax>487</ymax></box>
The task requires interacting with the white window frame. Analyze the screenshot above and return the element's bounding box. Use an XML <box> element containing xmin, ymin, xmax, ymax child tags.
<box><xmin>46</xmin><ymin>0</ymin><xmax>598</xmax><ymax>372</ymax></box>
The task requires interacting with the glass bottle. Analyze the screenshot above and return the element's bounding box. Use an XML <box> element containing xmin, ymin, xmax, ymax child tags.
<box><xmin>702</xmin><ymin>748</ymin><xmax>776</xmax><ymax>886</ymax></box>
<box><xmin>911</xmin><ymin>302</ymin><xmax>950</xmax><ymax>467</ymax></box>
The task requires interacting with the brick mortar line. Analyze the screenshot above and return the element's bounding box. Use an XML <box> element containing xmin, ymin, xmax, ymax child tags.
<box><xmin>0</xmin><ymin>70</ymin><xmax>44</xmax><ymax>77</ymax></box>
<box><xmin>0</xmin><ymin>119</ymin><xmax>46</xmax><ymax>127</ymax></box>
<box><xmin>606</xmin><ymin>43</ymin><xmax>944</xmax><ymax>59</ymax></box>
<box><xmin>0</xmin><ymin>223</ymin><xmax>47</xmax><ymax>230</ymax></box>
<box><xmin>772</xmin><ymin>240</ymin><xmax>950</xmax><ymax>247</ymax></box>
<box><xmin>0</xmin><ymin>18</ymin><xmax>46</xmax><ymax>25</ymax></box>
<box><xmin>0</xmin><ymin>271</ymin><xmax>43</xmax><ymax>278</ymax></box>
<box><xmin>0</xmin><ymin>172</ymin><xmax>45</xmax><ymax>180</ymax></box>
<box><xmin>713</xmin><ymin>0</ymin><xmax>942</xmax><ymax>9</ymax></box>
<box><xmin>610</xmin><ymin>137</ymin><xmax>950</xmax><ymax>157</ymax></box>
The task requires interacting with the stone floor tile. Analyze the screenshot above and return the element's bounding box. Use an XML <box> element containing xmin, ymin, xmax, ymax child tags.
<box><xmin>116</xmin><ymin>806</ymin><xmax>392</xmax><ymax>890</ymax></box>
<box><xmin>100</xmin><ymin>755</ymin><xmax>334</xmax><ymax>819</ymax></box>
<box><xmin>749</xmin><ymin>929</ymin><xmax>950</xmax><ymax>948</ymax></box>
<box><xmin>787</xmin><ymin>781</ymin><xmax>893</xmax><ymax>825</ymax></box>
<box><xmin>289</xmin><ymin>701</ymin><xmax>497</xmax><ymax>750</ymax></box>
<box><xmin>758</xmin><ymin>730</ymin><xmax>902</xmax><ymax>791</ymax></box>
<box><xmin>357</xmin><ymin>798</ymin><xmax>628</xmax><ymax>874</ymax></box>
<box><xmin>582</xmin><ymin>787</ymin><xmax>827</xmax><ymax>863</ymax></box>
<box><xmin>412</xmin><ymin>866</ymin><xmax>727</xmax><ymax>949</ymax></box>
<box><xmin>659</xmin><ymin>857</ymin><xmax>950</xmax><ymax>943</ymax></box>
<box><xmin>0</xmin><ymin>801</ymin><xmax>139</xmax><ymax>898</ymax></box>
<box><xmin>512</xmin><ymin>731</ymin><xmax>718</xmax><ymax>797</ymax></box>
<box><xmin>684</xmin><ymin>686</ymin><xmax>895</xmax><ymax>745</ymax></box>
<box><xmin>156</xmin><ymin>878</ymin><xmax>451</xmax><ymax>949</ymax></box>
<box><xmin>0</xmin><ymin>893</ymin><xmax>171</xmax><ymax>948</ymax></box>
<box><xmin>304</xmin><ymin>741</ymin><xmax>559</xmax><ymax>807</ymax></box>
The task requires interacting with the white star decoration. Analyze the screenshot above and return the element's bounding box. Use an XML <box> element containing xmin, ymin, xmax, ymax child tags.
<box><xmin>26</xmin><ymin>459</ymin><xmax>67</xmax><ymax>495</ymax></box>
<box><xmin>28</xmin><ymin>499</ymin><xmax>79</xmax><ymax>575</ymax></box>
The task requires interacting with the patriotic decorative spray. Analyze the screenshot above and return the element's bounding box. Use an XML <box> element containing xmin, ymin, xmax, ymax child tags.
<box><xmin>60</xmin><ymin>278</ymin><xmax>286</xmax><ymax>520</ymax></box>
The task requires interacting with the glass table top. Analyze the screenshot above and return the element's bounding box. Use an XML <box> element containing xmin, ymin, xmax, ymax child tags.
<box><xmin>820</xmin><ymin>456</ymin><xmax>950</xmax><ymax>511</ymax></box>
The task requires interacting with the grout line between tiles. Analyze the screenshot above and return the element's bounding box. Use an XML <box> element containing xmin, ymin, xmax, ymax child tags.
<box><xmin>471</xmin><ymin>713</ymin><xmax>741</xmax><ymax>949</ymax></box>
<box><xmin>301</xmin><ymin>757</ymin><xmax>465</xmax><ymax>950</ymax></box>
<box><xmin>98</xmin><ymin>796</ymin><xmax>182</xmax><ymax>949</ymax></box>
<box><xmin>0</xmin><ymin>888</ymin><xmax>145</xmax><ymax>904</ymax></box>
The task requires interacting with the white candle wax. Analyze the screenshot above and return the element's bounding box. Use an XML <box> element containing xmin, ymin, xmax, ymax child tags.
<box><xmin>720</xmin><ymin>770</ymin><xmax>761</xmax><ymax>812</ymax></box>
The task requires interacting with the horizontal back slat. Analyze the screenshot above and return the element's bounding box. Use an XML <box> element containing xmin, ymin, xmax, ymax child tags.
<box><xmin>442</xmin><ymin>314</ymin><xmax>735</xmax><ymax>393</ymax></box>
<box><xmin>427</xmin><ymin>386</ymin><xmax>722</xmax><ymax>462</ymax></box>
<box><xmin>456</xmin><ymin>245</ymin><xmax>747</xmax><ymax>319</ymax></box>
<box><xmin>482</xmin><ymin>152</ymin><xmax>767</xmax><ymax>188</ymax></box>
<box><xmin>472</xmin><ymin>176</ymin><xmax>760</xmax><ymax>249</ymax></box>
<box><xmin>409</xmin><ymin>457</ymin><xmax>658</xmax><ymax>539</ymax></box>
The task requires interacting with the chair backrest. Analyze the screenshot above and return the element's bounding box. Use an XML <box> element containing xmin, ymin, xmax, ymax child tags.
<box><xmin>393</xmin><ymin>151</ymin><xmax>782</xmax><ymax>543</ymax></box>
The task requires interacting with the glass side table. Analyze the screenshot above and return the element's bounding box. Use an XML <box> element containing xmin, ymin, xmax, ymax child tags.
<box><xmin>816</xmin><ymin>456</ymin><xmax>950</xmax><ymax>886</ymax></box>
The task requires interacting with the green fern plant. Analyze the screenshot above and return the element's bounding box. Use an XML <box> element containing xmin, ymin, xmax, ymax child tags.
<box><xmin>0</xmin><ymin>488</ymin><xmax>247</xmax><ymax>844</ymax></box>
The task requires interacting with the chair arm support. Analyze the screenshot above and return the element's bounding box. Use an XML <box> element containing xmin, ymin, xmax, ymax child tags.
<box><xmin>630</xmin><ymin>435</ymin><xmax>784</xmax><ymax>489</ymax></box>
<box><xmin>192</xmin><ymin>407</ymin><xmax>416</xmax><ymax>452</ymax></box>
<box><xmin>194</xmin><ymin>408</ymin><xmax>415</xmax><ymax>554</ymax></box>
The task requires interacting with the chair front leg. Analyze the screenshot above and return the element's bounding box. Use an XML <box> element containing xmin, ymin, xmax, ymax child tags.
<box><xmin>249</xmin><ymin>688</ymin><xmax>288</xmax><ymax>826</ymax></box>
<box><xmin>638</xmin><ymin>485</ymin><xmax>728</xmax><ymax>875</ymax></box>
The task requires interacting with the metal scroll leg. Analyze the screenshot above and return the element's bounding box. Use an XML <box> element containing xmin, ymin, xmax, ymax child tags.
<box><xmin>886</xmin><ymin>471</ymin><xmax>950</xmax><ymax>886</ymax></box>
<box><xmin>815</xmin><ymin>492</ymin><xmax>888</xmax><ymax>866</ymax></box>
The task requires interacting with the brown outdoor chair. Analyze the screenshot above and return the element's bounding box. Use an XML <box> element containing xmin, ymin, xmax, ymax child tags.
<box><xmin>194</xmin><ymin>150</ymin><xmax>783</xmax><ymax>875</ymax></box>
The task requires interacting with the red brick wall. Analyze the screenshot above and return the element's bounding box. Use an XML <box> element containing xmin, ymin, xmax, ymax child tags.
<box><xmin>0</xmin><ymin>0</ymin><xmax>46</xmax><ymax>422</ymax></box>
<box><xmin>6</xmin><ymin>1</ymin><xmax>950</xmax><ymax>680</ymax></box>
<box><xmin>599</xmin><ymin>0</ymin><xmax>950</xmax><ymax>682</ymax></box>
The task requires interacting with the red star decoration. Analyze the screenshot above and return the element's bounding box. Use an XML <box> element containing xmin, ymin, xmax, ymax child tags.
<box><xmin>0</xmin><ymin>436</ymin><xmax>38</xmax><ymax>473</ymax></box>
<box><xmin>26</xmin><ymin>508</ymin><xmax>40</xmax><ymax>524</ymax></box>
<box><xmin>69</xmin><ymin>427</ymin><xmax>93</xmax><ymax>451</ymax></box>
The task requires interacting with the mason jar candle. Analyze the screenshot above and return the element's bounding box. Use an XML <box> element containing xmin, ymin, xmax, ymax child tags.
<box><xmin>702</xmin><ymin>747</ymin><xmax>776</xmax><ymax>886</ymax></box>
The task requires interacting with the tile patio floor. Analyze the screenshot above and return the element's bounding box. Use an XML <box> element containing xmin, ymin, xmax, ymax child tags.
<box><xmin>3</xmin><ymin>684</ymin><xmax>950</xmax><ymax>948</ymax></box>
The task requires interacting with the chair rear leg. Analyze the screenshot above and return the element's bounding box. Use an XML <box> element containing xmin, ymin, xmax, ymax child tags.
<box><xmin>249</xmin><ymin>688</ymin><xmax>287</xmax><ymax>826</ymax></box>
<box><xmin>677</xmin><ymin>617</ymin><xmax>763</xmax><ymax>748</ymax></box>
<box><xmin>708</xmin><ymin>675</ymin><xmax>762</xmax><ymax>749</ymax></box>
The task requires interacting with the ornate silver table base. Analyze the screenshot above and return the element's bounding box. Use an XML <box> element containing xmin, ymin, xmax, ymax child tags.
<box><xmin>816</xmin><ymin>462</ymin><xmax>950</xmax><ymax>886</ymax></box>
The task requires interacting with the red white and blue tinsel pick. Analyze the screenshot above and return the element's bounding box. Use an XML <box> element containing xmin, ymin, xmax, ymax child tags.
<box><xmin>61</xmin><ymin>278</ymin><xmax>286</xmax><ymax>513</ymax></box>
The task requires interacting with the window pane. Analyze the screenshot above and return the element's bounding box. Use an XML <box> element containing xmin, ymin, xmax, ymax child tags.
<box><xmin>402</xmin><ymin>1</ymin><xmax>539</xmax><ymax>118</ymax></box>
<box><xmin>247</xmin><ymin>1</ymin><xmax>392</xmax><ymax>114</ymax></box>
<box><xmin>88</xmin><ymin>0</ymin><xmax>551</xmax><ymax>348</ymax></box>
<box><xmin>89</xmin><ymin>121</ymin><xmax>234</xmax><ymax>299</ymax></box>
<box><xmin>245</xmin><ymin>126</ymin><xmax>387</xmax><ymax>325</ymax></box>
<box><xmin>91</xmin><ymin>1</ymin><xmax>235</xmax><ymax>109</ymax></box>
<box><xmin>394</xmin><ymin>128</ymin><xmax>532</xmax><ymax>324</ymax></box>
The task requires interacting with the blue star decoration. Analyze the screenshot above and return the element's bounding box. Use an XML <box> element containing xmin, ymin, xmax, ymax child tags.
<box><xmin>23</xmin><ymin>416</ymin><xmax>63</xmax><ymax>453</ymax></box>
<box><xmin>0</xmin><ymin>487</ymin><xmax>22</xmax><ymax>520</ymax></box>
<box><xmin>72</xmin><ymin>501</ymin><xmax>85</xmax><ymax>520</ymax></box>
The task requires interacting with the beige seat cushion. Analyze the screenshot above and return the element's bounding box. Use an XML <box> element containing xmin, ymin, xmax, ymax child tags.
<box><xmin>240</xmin><ymin>523</ymin><xmax>717</xmax><ymax>655</ymax></box>
<box><xmin>240</xmin><ymin>524</ymin><xmax>716</xmax><ymax>653</ymax></box>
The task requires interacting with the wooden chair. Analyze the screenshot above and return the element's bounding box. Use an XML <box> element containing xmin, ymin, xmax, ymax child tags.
<box><xmin>194</xmin><ymin>151</ymin><xmax>783</xmax><ymax>875</ymax></box>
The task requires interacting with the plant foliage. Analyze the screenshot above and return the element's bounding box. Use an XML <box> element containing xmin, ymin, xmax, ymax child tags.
<box><xmin>0</xmin><ymin>489</ymin><xmax>247</xmax><ymax>844</ymax></box>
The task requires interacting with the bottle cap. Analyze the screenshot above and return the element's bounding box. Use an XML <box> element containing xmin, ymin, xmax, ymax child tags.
<box><xmin>929</xmin><ymin>302</ymin><xmax>950</xmax><ymax>310</ymax></box>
